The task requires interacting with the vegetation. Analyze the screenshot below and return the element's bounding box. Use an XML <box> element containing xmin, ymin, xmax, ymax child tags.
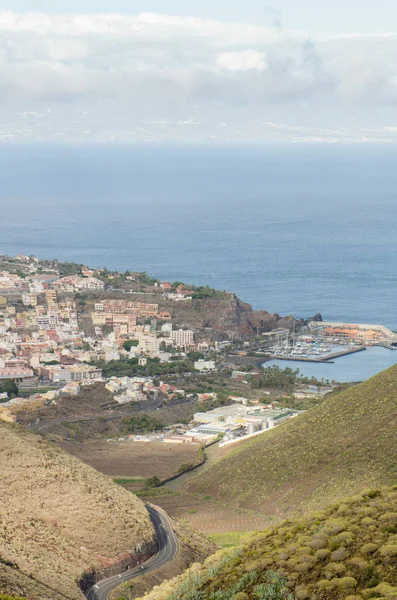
<box><xmin>113</xmin><ymin>478</ymin><xmax>145</xmax><ymax>486</ymax></box>
<box><xmin>55</xmin><ymin>261</ymin><xmax>84</xmax><ymax>276</ymax></box>
<box><xmin>0</xmin><ymin>379</ymin><xmax>18</xmax><ymax>399</ymax></box>
<box><xmin>208</xmin><ymin>532</ymin><xmax>251</xmax><ymax>549</ymax></box>
<box><xmin>123</xmin><ymin>415</ymin><xmax>164</xmax><ymax>433</ymax></box>
<box><xmin>139</xmin><ymin>486</ymin><xmax>397</xmax><ymax>600</ymax></box>
<box><xmin>91</xmin><ymin>357</ymin><xmax>195</xmax><ymax>378</ymax></box>
<box><xmin>252</xmin><ymin>366</ymin><xmax>327</xmax><ymax>393</ymax></box>
<box><xmin>122</xmin><ymin>340</ymin><xmax>139</xmax><ymax>351</ymax></box>
<box><xmin>188</xmin><ymin>364</ymin><xmax>397</xmax><ymax>515</ymax></box>
<box><xmin>144</xmin><ymin>475</ymin><xmax>161</xmax><ymax>488</ymax></box>
<box><xmin>178</xmin><ymin>463</ymin><xmax>195</xmax><ymax>474</ymax></box>
<box><xmin>138</xmin><ymin>272</ymin><xmax>159</xmax><ymax>286</ymax></box>
<box><xmin>191</xmin><ymin>286</ymin><xmax>224</xmax><ymax>300</ymax></box>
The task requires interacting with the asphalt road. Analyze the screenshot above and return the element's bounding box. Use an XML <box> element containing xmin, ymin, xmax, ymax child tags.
<box><xmin>85</xmin><ymin>506</ymin><xmax>178</xmax><ymax>600</ymax></box>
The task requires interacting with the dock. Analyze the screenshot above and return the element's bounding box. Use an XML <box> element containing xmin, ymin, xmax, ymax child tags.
<box><xmin>272</xmin><ymin>346</ymin><xmax>366</xmax><ymax>364</ymax></box>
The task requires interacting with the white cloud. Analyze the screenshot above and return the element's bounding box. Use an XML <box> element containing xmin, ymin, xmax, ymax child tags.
<box><xmin>0</xmin><ymin>10</ymin><xmax>397</xmax><ymax>141</ymax></box>
<box><xmin>216</xmin><ymin>50</ymin><xmax>267</xmax><ymax>72</ymax></box>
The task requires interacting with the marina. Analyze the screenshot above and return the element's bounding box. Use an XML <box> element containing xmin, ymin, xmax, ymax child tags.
<box><xmin>259</xmin><ymin>320</ymin><xmax>397</xmax><ymax>382</ymax></box>
<box><xmin>271</xmin><ymin>345</ymin><xmax>367</xmax><ymax>363</ymax></box>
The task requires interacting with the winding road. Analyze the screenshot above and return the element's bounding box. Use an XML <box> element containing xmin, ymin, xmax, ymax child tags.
<box><xmin>85</xmin><ymin>506</ymin><xmax>178</xmax><ymax>600</ymax></box>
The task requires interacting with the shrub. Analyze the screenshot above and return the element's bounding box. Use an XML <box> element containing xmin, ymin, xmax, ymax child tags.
<box><xmin>335</xmin><ymin>532</ymin><xmax>355</xmax><ymax>546</ymax></box>
<box><xmin>361</xmin><ymin>518</ymin><xmax>378</xmax><ymax>527</ymax></box>
<box><xmin>309</xmin><ymin>535</ymin><xmax>329</xmax><ymax>550</ymax></box>
<box><xmin>315</xmin><ymin>549</ymin><xmax>331</xmax><ymax>560</ymax></box>
<box><xmin>326</xmin><ymin>519</ymin><xmax>349</xmax><ymax>533</ymax></box>
<box><xmin>144</xmin><ymin>475</ymin><xmax>161</xmax><ymax>488</ymax></box>
<box><xmin>331</xmin><ymin>577</ymin><xmax>358</xmax><ymax>591</ymax></box>
<box><xmin>360</xmin><ymin>543</ymin><xmax>378</xmax><ymax>556</ymax></box>
<box><xmin>362</xmin><ymin>583</ymin><xmax>397</xmax><ymax>599</ymax></box>
<box><xmin>361</xmin><ymin>489</ymin><xmax>382</xmax><ymax>499</ymax></box>
<box><xmin>295</xmin><ymin>587</ymin><xmax>310</xmax><ymax>600</ymax></box>
<box><xmin>349</xmin><ymin>556</ymin><xmax>370</xmax><ymax>570</ymax></box>
<box><xmin>379</xmin><ymin>545</ymin><xmax>397</xmax><ymax>560</ymax></box>
<box><xmin>325</xmin><ymin>562</ymin><xmax>347</xmax><ymax>578</ymax></box>
<box><xmin>331</xmin><ymin>548</ymin><xmax>348</xmax><ymax>562</ymax></box>
<box><xmin>317</xmin><ymin>579</ymin><xmax>334</xmax><ymax>591</ymax></box>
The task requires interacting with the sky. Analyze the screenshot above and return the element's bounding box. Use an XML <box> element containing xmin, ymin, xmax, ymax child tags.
<box><xmin>1</xmin><ymin>1</ymin><xmax>397</xmax><ymax>143</ymax></box>
<box><xmin>4</xmin><ymin>0</ymin><xmax>397</xmax><ymax>33</ymax></box>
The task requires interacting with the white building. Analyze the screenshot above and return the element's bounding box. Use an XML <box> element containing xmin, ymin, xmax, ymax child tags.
<box><xmin>194</xmin><ymin>359</ymin><xmax>216</xmax><ymax>372</ymax></box>
<box><xmin>170</xmin><ymin>329</ymin><xmax>194</xmax><ymax>347</ymax></box>
<box><xmin>77</xmin><ymin>277</ymin><xmax>104</xmax><ymax>291</ymax></box>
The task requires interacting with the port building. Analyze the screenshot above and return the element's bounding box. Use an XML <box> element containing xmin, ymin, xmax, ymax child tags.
<box><xmin>310</xmin><ymin>321</ymin><xmax>397</xmax><ymax>344</ymax></box>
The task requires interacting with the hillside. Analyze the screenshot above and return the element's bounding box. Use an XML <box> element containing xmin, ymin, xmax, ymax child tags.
<box><xmin>138</xmin><ymin>485</ymin><xmax>397</xmax><ymax>600</ymax></box>
<box><xmin>187</xmin><ymin>364</ymin><xmax>397</xmax><ymax>515</ymax></box>
<box><xmin>80</xmin><ymin>292</ymin><xmax>300</xmax><ymax>341</ymax></box>
<box><xmin>0</xmin><ymin>422</ymin><xmax>158</xmax><ymax>599</ymax></box>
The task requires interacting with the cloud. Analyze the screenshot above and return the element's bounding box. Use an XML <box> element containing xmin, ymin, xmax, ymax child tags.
<box><xmin>0</xmin><ymin>10</ymin><xmax>397</xmax><ymax>141</ymax></box>
<box><xmin>216</xmin><ymin>50</ymin><xmax>267</xmax><ymax>72</ymax></box>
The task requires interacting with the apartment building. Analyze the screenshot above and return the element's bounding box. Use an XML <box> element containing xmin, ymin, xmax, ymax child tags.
<box><xmin>170</xmin><ymin>329</ymin><xmax>194</xmax><ymax>347</ymax></box>
<box><xmin>138</xmin><ymin>335</ymin><xmax>161</xmax><ymax>356</ymax></box>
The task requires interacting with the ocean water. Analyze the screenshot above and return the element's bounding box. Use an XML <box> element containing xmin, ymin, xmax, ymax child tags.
<box><xmin>2</xmin><ymin>143</ymin><xmax>397</xmax><ymax>329</ymax></box>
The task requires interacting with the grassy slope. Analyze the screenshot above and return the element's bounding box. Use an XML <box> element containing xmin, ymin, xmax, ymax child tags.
<box><xmin>188</xmin><ymin>364</ymin><xmax>397</xmax><ymax>515</ymax></box>
<box><xmin>138</xmin><ymin>485</ymin><xmax>397</xmax><ymax>600</ymax></box>
<box><xmin>0</xmin><ymin>422</ymin><xmax>156</xmax><ymax>599</ymax></box>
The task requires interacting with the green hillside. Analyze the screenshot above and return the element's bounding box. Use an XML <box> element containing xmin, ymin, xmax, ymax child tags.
<box><xmin>139</xmin><ymin>485</ymin><xmax>397</xmax><ymax>600</ymax></box>
<box><xmin>188</xmin><ymin>364</ymin><xmax>397</xmax><ymax>515</ymax></box>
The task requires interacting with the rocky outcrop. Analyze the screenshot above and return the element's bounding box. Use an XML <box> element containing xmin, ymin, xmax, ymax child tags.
<box><xmin>79</xmin><ymin>539</ymin><xmax>158</xmax><ymax>592</ymax></box>
<box><xmin>176</xmin><ymin>294</ymin><xmax>301</xmax><ymax>340</ymax></box>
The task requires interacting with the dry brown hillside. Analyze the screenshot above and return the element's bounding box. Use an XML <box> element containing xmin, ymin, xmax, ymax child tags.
<box><xmin>0</xmin><ymin>422</ymin><xmax>157</xmax><ymax>599</ymax></box>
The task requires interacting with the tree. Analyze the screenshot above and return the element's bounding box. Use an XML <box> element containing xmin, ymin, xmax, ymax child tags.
<box><xmin>123</xmin><ymin>340</ymin><xmax>139</xmax><ymax>352</ymax></box>
<box><xmin>0</xmin><ymin>379</ymin><xmax>18</xmax><ymax>399</ymax></box>
<box><xmin>187</xmin><ymin>351</ymin><xmax>205</xmax><ymax>362</ymax></box>
<box><xmin>144</xmin><ymin>475</ymin><xmax>161</xmax><ymax>488</ymax></box>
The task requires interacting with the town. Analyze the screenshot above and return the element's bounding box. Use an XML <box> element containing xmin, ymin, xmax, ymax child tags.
<box><xmin>1</xmin><ymin>253</ymin><xmax>396</xmax><ymax>453</ymax></box>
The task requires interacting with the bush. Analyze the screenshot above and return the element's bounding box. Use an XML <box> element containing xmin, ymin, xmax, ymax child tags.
<box><xmin>144</xmin><ymin>475</ymin><xmax>161</xmax><ymax>488</ymax></box>
<box><xmin>315</xmin><ymin>549</ymin><xmax>331</xmax><ymax>561</ymax></box>
<box><xmin>379</xmin><ymin>545</ymin><xmax>397</xmax><ymax>561</ymax></box>
<box><xmin>361</xmin><ymin>543</ymin><xmax>378</xmax><ymax>556</ymax></box>
<box><xmin>331</xmin><ymin>577</ymin><xmax>358</xmax><ymax>591</ymax></box>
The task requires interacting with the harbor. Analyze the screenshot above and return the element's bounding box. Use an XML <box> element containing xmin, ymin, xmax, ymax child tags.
<box><xmin>258</xmin><ymin>320</ymin><xmax>397</xmax><ymax>382</ymax></box>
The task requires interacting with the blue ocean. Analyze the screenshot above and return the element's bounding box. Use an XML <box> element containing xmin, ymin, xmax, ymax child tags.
<box><xmin>2</xmin><ymin>143</ymin><xmax>397</xmax><ymax>330</ymax></box>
